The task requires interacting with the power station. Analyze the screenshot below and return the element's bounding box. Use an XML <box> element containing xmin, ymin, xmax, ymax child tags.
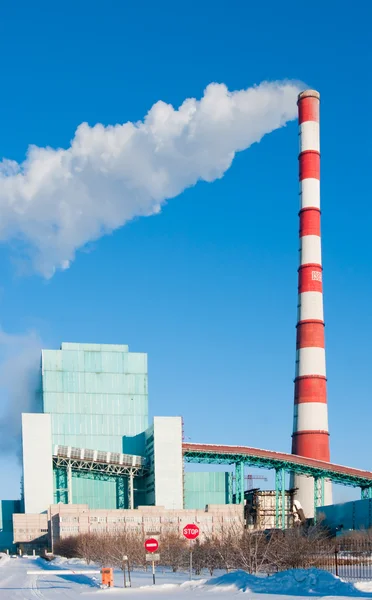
<box><xmin>1</xmin><ymin>89</ymin><xmax>372</xmax><ymax>554</ymax></box>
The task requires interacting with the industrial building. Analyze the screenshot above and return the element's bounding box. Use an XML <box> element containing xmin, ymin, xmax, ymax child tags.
<box><xmin>3</xmin><ymin>89</ymin><xmax>372</xmax><ymax>554</ymax></box>
<box><xmin>6</xmin><ymin>341</ymin><xmax>241</xmax><ymax>552</ymax></box>
<box><xmin>14</xmin><ymin>503</ymin><xmax>243</xmax><ymax>554</ymax></box>
<box><xmin>245</xmin><ymin>490</ymin><xmax>295</xmax><ymax>530</ymax></box>
<box><xmin>316</xmin><ymin>498</ymin><xmax>372</xmax><ymax>535</ymax></box>
<box><xmin>20</xmin><ymin>342</ymin><xmax>186</xmax><ymax>514</ymax></box>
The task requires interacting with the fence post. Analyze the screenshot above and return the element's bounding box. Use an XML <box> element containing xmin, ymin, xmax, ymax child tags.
<box><xmin>335</xmin><ymin>547</ymin><xmax>338</xmax><ymax>577</ymax></box>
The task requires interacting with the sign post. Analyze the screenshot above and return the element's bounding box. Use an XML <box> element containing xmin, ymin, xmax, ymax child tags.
<box><xmin>144</xmin><ymin>538</ymin><xmax>159</xmax><ymax>585</ymax></box>
<box><xmin>122</xmin><ymin>555</ymin><xmax>131</xmax><ymax>588</ymax></box>
<box><xmin>183</xmin><ymin>524</ymin><xmax>200</xmax><ymax>580</ymax></box>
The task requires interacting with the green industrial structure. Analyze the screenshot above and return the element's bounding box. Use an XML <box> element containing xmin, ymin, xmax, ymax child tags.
<box><xmin>0</xmin><ymin>500</ymin><xmax>20</xmax><ymax>552</ymax></box>
<box><xmin>183</xmin><ymin>443</ymin><xmax>372</xmax><ymax>528</ymax></box>
<box><xmin>41</xmin><ymin>343</ymin><xmax>148</xmax><ymax>509</ymax></box>
<box><xmin>184</xmin><ymin>472</ymin><xmax>230</xmax><ymax>509</ymax></box>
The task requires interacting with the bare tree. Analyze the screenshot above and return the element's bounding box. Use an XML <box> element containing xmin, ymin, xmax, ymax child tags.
<box><xmin>76</xmin><ymin>533</ymin><xmax>101</xmax><ymax>565</ymax></box>
<box><xmin>234</xmin><ymin>529</ymin><xmax>274</xmax><ymax>574</ymax></box>
<box><xmin>159</xmin><ymin>531</ymin><xmax>188</xmax><ymax>572</ymax></box>
<box><xmin>272</xmin><ymin>524</ymin><xmax>331</xmax><ymax>571</ymax></box>
<box><xmin>53</xmin><ymin>517</ymin><xmax>345</xmax><ymax>578</ymax></box>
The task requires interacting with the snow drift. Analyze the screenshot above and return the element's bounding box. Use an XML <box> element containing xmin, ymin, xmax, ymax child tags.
<box><xmin>182</xmin><ymin>568</ymin><xmax>372</xmax><ymax>597</ymax></box>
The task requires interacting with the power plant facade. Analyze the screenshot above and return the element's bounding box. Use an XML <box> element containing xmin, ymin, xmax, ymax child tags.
<box><xmin>291</xmin><ymin>90</ymin><xmax>332</xmax><ymax>515</ymax></box>
<box><xmin>21</xmin><ymin>342</ymin><xmax>187</xmax><ymax>515</ymax></box>
<box><xmin>13</xmin><ymin>342</ymin><xmax>237</xmax><ymax>552</ymax></box>
<box><xmin>41</xmin><ymin>342</ymin><xmax>148</xmax><ymax>509</ymax></box>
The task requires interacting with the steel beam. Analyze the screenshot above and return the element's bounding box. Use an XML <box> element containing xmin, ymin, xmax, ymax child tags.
<box><xmin>128</xmin><ymin>471</ymin><xmax>134</xmax><ymax>509</ymax></box>
<box><xmin>183</xmin><ymin>449</ymin><xmax>372</xmax><ymax>488</ymax></box>
<box><xmin>361</xmin><ymin>486</ymin><xmax>372</xmax><ymax>500</ymax></box>
<box><xmin>55</xmin><ymin>468</ymin><xmax>68</xmax><ymax>504</ymax></box>
<box><xmin>228</xmin><ymin>471</ymin><xmax>233</xmax><ymax>504</ymax></box>
<box><xmin>67</xmin><ymin>464</ymin><xmax>72</xmax><ymax>504</ymax></box>
<box><xmin>235</xmin><ymin>462</ymin><xmax>244</xmax><ymax>505</ymax></box>
<box><xmin>313</xmin><ymin>476</ymin><xmax>325</xmax><ymax>522</ymax></box>
<box><xmin>275</xmin><ymin>468</ymin><xmax>285</xmax><ymax>529</ymax></box>
<box><xmin>116</xmin><ymin>477</ymin><xmax>126</xmax><ymax>509</ymax></box>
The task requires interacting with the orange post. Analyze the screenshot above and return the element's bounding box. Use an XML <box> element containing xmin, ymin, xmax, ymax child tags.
<box><xmin>101</xmin><ymin>568</ymin><xmax>114</xmax><ymax>587</ymax></box>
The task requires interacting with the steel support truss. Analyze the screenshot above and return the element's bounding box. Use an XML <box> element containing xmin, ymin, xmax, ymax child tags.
<box><xmin>52</xmin><ymin>456</ymin><xmax>147</xmax><ymax>509</ymax></box>
<box><xmin>53</xmin><ymin>455</ymin><xmax>146</xmax><ymax>478</ymax></box>
<box><xmin>183</xmin><ymin>449</ymin><xmax>372</xmax><ymax>491</ymax></box>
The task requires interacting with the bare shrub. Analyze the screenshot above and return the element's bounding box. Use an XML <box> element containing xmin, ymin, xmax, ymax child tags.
<box><xmin>272</xmin><ymin>524</ymin><xmax>331</xmax><ymax>570</ymax></box>
<box><xmin>54</xmin><ymin>535</ymin><xmax>80</xmax><ymax>558</ymax></box>
<box><xmin>54</xmin><ymin>519</ymin><xmax>345</xmax><ymax>576</ymax></box>
<box><xmin>87</xmin><ymin>530</ymin><xmax>146</xmax><ymax>569</ymax></box>
<box><xmin>235</xmin><ymin>529</ymin><xmax>275</xmax><ymax>574</ymax></box>
<box><xmin>192</xmin><ymin>537</ymin><xmax>222</xmax><ymax>575</ymax></box>
<box><xmin>159</xmin><ymin>531</ymin><xmax>188</xmax><ymax>572</ymax></box>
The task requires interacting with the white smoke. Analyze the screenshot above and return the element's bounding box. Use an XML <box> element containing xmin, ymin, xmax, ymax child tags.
<box><xmin>0</xmin><ymin>329</ymin><xmax>42</xmax><ymax>459</ymax></box>
<box><xmin>0</xmin><ymin>80</ymin><xmax>302</xmax><ymax>276</ymax></box>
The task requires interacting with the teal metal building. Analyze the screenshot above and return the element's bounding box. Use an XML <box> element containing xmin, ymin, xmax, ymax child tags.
<box><xmin>0</xmin><ymin>500</ymin><xmax>20</xmax><ymax>552</ymax></box>
<box><xmin>317</xmin><ymin>498</ymin><xmax>372</xmax><ymax>533</ymax></box>
<box><xmin>184</xmin><ymin>472</ymin><xmax>230</xmax><ymax>509</ymax></box>
<box><xmin>41</xmin><ymin>343</ymin><xmax>148</xmax><ymax>509</ymax></box>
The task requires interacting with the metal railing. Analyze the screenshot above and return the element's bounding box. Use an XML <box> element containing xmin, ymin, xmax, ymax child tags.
<box><xmin>320</xmin><ymin>539</ymin><xmax>372</xmax><ymax>581</ymax></box>
<box><xmin>53</xmin><ymin>445</ymin><xmax>146</xmax><ymax>468</ymax></box>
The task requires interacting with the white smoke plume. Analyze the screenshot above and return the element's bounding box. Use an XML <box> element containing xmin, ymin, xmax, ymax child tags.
<box><xmin>0</xmin><ymin>329</ymin><xmax>42</xmax><ymax>458</ymax></box>
<box><xmin>0</xmin><ymin>80</ymin><xmax>302</xmax><ymax>276</ymax></box>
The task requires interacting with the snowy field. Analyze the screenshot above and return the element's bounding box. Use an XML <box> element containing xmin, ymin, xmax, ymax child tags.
<box><xmin>1</xmin><ymin>554</ymin><xmax>372</xmax><ymax>599</ymax></box>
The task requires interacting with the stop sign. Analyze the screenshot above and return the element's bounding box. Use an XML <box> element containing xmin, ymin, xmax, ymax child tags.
<box><xmin>144</xmin><ymin>538</ymin><xmax>159</xmax><ymax>553</ymax></box>
<box><xmin>183</xmin><ymin>524</ymin><xmax>200</xmax><ymax>540</ymax></box>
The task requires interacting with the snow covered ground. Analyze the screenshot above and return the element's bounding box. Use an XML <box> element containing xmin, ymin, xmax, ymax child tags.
<box><xmin>1</xmin><ymin>554</ymin><xmax>372</xmax><ymax>599</ymax></box>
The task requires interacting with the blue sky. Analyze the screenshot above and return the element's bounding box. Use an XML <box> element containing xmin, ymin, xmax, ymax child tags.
<box><xmin>0</xmin><ymin>0</ymin><xmax>371</xmax><ymax>502</ymax></box>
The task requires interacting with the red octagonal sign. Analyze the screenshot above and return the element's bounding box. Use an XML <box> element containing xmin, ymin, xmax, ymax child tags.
<box><xmin>144</xmin><ymin>538</ymin><xmax>159</xmax><ymax>553</ymax></box>
<box><xmin>183</xmin><ymin>524</ymin><xmax>200</xmax><ymax>540</ymax></box>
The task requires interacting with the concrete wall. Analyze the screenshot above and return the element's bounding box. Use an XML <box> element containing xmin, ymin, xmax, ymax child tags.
<box><xmin>153</xmin><ymin>417</ymin><xmax>183</xmax><ymax>509</ymax></box>
<box><xmin>13</xmin><ymin>512</ymin><xmax>49</xmax><ymax>550</ymax></box>
<box><xmin>13</xmin><ymin>503</ymin><xmax>244</xmax><ymax>548</ymax></box>
<box><xmin>22</xmin><ymin>413</ymin><xmax>54</xmax><ymax>514</ymax></box>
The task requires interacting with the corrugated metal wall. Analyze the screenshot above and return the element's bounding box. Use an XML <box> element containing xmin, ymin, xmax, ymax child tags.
<box><xmin>43</xmin><ymin>342</ymin><xmax>148</xmax><ymax>510</ymax></box>
<box><xmin>72</xmin><ymin>474</ymin><xmax>118</xmax><ymax>509</ymax></box>
<box><xmin>0</xmin><ymin>500</ymin><xmax>20</xmax><ymax>551</ymax></box>
<box><xmin>318</xmin><ymin>498</ymin><xmax>372</xmax><ymax>532</ymax></box>
<box><xmin>184</xmin><ymin>472</ymin><xmax>229</xmax><ymax>509</ymax></box>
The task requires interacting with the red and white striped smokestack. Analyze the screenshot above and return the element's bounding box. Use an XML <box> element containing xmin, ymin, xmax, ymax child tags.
<box><xmin>291</xmin><ymin>90</ymin><xmax>332</xmax><ymax>517</ymax></box>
